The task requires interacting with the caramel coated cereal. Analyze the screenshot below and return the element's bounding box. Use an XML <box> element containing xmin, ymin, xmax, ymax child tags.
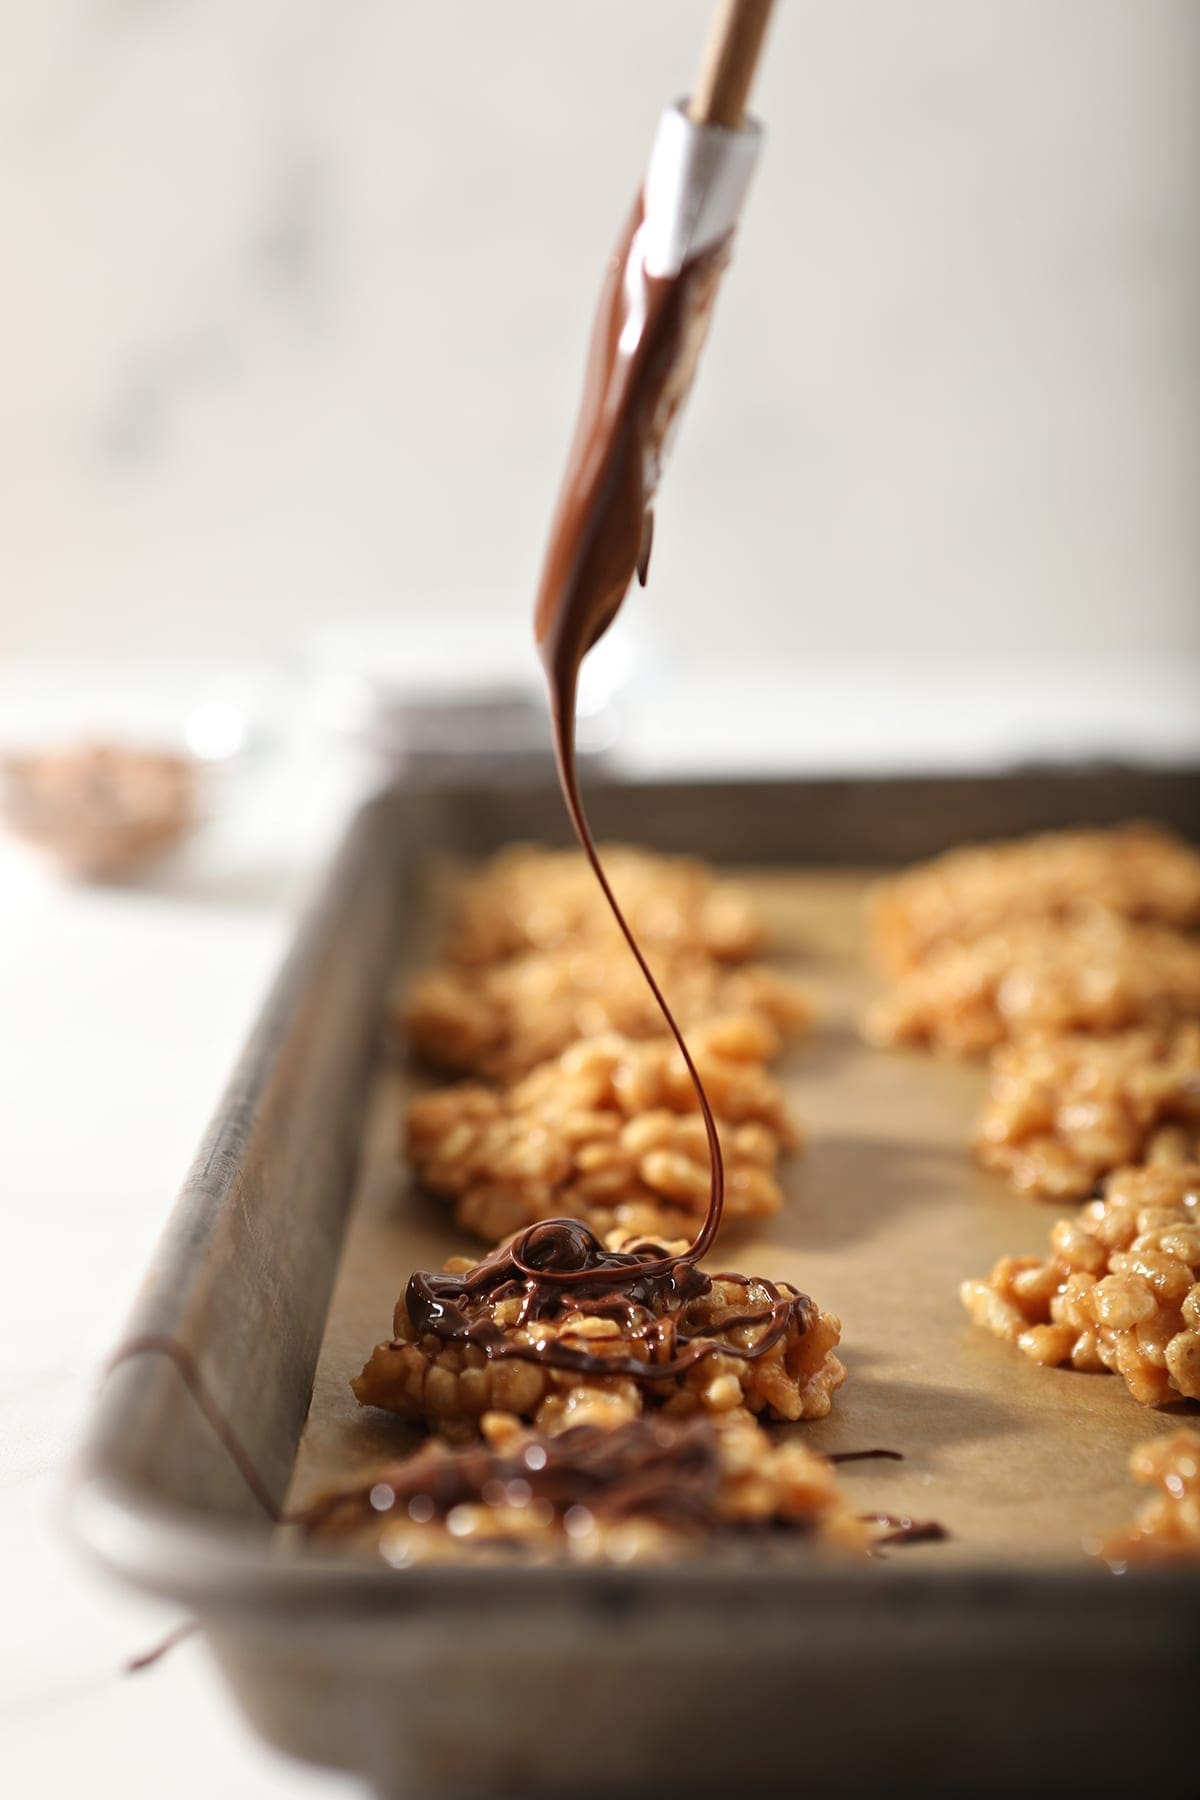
<box><xmin>869</xmin><ymin>824</ymin><xmax>1200</xmax><ymax>978</ymax></box>
<box><xmin>976</xmin><ymin>1024</ymin><xmax>1200</xmax><ymax>1200</ymax></box>
<box><xmin>961</xmin><ymin>1164</ymin><xmax>1200</xmax><ymax>1405</ymax></box>
<box><xmin>406</xmin><ymin>1024</ymin><xmax>799</xmax><ymax>1246</ymax></box>
<box><xmin>404</xmin><ymin>944</ymin><xmax>811</xmax><ymax>1079</ymax></box>
<box><xmin>444</xmin><ymin>843</ymin><xmax>767</xmax><ymax>966</ymax></box>
<box><xmin>867</xmin><ymin>915</ymin><xmax>1200</xmax><ymax>1059</ymax></box>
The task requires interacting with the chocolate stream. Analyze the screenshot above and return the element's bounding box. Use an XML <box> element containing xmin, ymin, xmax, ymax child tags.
<box><xmin>398</xmin><ymin>204</ymin><xmax>794</xmax><ymax>1375</ymax></box>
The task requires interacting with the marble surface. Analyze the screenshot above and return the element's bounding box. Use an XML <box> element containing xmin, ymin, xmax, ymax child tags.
<box><xmin>3</xmin><ymin>1</ymin><xmax>1198</xmax><ymax>674</ymax></box>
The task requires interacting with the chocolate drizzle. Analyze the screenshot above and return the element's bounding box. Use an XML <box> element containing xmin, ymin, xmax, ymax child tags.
<box><xmin>533</xmin><ymin>202</ymin><xmax>728</xmax><ymax>723</ymax></box>
<box><xmin>828</xmin><ymin>1448</ymin><xmax>905</xmax><ymax>1465</ymax></box>
<box><xmin>403</xmin><ymin>177</ymin><xmax>784</xmax><ymax>1375</ymax></box>
<box><xmin>306</xmin><ymin>1418</ymin><xmax>752</xmax><ymax>1538</ymax></box>
<box><xmin>406</xmin><ymin>1220</ymin><xmax>810</xmax><ymax>1382</ymax></box>
<box><xmin>532</xmin><ymin>203</ymin><xmax>733</xmax><ymax>1277</ymax></box>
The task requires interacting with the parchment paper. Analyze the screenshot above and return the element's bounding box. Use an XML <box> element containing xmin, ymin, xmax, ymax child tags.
<box><xmin>287</xmin><ymin>865</ymin><xmax>1187</xmax><ymax>1564</ymax></box>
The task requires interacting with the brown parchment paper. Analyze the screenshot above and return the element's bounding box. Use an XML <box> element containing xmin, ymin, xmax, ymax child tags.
<box><xmin>287</xmin><ymin>866</ymin><xmax>1191</xmax><ymax>1565</ymax></box>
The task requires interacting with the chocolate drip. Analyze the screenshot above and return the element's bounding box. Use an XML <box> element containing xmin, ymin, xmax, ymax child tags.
<box><xmin>532</xmin><ymin>202</ymin><xmax>732</xmax><ymax>1276</ymax></box>
<box><xmin>304</xmin><ymin>1418</ymin><xmax>887</xmax><ymax>1552</ymax></box>
<box><xmin>828</xmin><ymin>1448</ymin><xmax>905</xmax><ymax>1465</ymax></box>
<box><xmin>533</xmin><ymin>203</ymin><xmax>727</xmax><ymax>715</ymax></box>
<box><xmin>108</xmin><ymin>1334</ymin><xmax>284</xmax><ymax>1520</ymax></box>
<box><xmin>862</xmin><ymin>1511</ymin><xmax>950</xmax><ymax>1548</ymax></box>
<box><xmin>306</xmin><ymin>1418</ymin><xmax>746</xmax><ymax>1538</ymax></box>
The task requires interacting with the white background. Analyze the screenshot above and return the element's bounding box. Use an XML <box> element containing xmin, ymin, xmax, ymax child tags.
<box><xmin>2</xmin><ymin>0</ymin><xmax>1197</xmax><ymax>676</ymax></box>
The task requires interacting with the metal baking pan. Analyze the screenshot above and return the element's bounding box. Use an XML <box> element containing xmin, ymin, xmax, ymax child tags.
<box><xmin>72</xmin><ymin>769</ymin><xmax>1200</xmax><ymax>1798</ymax></box>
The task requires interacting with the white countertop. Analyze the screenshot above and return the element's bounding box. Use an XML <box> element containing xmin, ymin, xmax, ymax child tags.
<box><xmin>0</xmin><ymin>748</ymin><xmax>361</xmax><ymax>1798</ymax></box>
<box><xmin>2</xmin><ymin>663</ymin><xmax>1197</xmax><ymax>1797</ymax></box>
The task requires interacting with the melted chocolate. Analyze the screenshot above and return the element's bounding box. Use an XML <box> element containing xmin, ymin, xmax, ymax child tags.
<box><xmin>306</xmin><ymin>1418</ymin><xmax>742</xmax><ymax>1538</ymax></box>
<box><xmin>862</xmin><ymin>1512</ymin><xmax>950</xmax><ymax>1548</ymax></box>
<box><xmin>532</xmin><ymin>202</ymin><xmax>731</xmax><ymax>1273</ymax></box>
<box><xmin>406</xmin><ymin>1220</ymin><xmax>809</xmax><ymax>1381</ymax></box>
<box><xmin>828</xmin><ymin>1448</ymin><xmax>905</xmax><ymax>1465</ymax></box>
<box><xmin>533</xmin><ymin>202</ymin><xmax>727</xmax><ymax>729</ymax></box>
<box><xmin>403</xmin><ymin>194</ymin><xmax>788</xmax><ymax>1372</ymax></box>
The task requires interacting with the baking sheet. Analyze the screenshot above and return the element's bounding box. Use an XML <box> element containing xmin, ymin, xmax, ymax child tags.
<box><xmin>286</xmin><ymin>861</ymin><xmax>1184</xmax><ymax>1565</ymax></box>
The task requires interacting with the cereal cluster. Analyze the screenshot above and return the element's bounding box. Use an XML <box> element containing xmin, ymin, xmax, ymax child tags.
<box><xmin>404</xmin><ymin>943</ymin><xmax>810</xmax><ymax>1080</ymax></box>
<box><xmin>960</xmin><ymin>1163</ymin><xmax>1200</xmax><ymax>1405</ymax></box>
<box><xmin>1097</xmin><ymin>1428</ymin><xmax>1200</xmax><ymax>1565</ymax></box>
<box><xmin>305</xmin><ymin>1413</ymin><xmax>870</xmax><ymax>1566</ymax></box>
<box><xmin>975</xmin><ymin>1023</ymin><xmax>1200</xmax><ymax>1201</ymax></box>
<box><xmin>402</xmin><ymin>844</ymin><xmax>809</xmax><ymax>1250</ymax></box>
<box><xmin>443</xmin><ymin>843</ymin><xmax>766</xmax><ymax>966</ymax></box>
<box><xmin>868</xmin><ymin>822</ymin><xmax>1200</xmax><ymax>979</ymax></box>
<box><xmin>406</xmin><ymin>1022</ymin><xmax>798</xmax><ymax>1245</ymax></box>
<box><xmin>866</xmin><ymin>913</ymin><xmax>1200</xmax><ymax>1059</ymax></box>
<box><xmin>354</xmin><ymin>1259</ymin><xmax>845</xmax><ymax>1442</ymax></box>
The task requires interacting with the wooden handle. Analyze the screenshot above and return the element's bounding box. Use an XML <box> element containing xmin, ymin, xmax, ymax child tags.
<box><xmin>688</xmin><ymin>0</ymin><xmax>776</xmax><ymax>128</ymax></box>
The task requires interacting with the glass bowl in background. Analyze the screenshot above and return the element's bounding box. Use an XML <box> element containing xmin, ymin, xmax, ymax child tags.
<box><xmin>0</xmin><ymin>660</ymin><xmax>288</xmax><ymax>883</ymax></box>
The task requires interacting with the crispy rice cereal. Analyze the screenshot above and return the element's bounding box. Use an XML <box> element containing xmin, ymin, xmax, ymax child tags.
<box><xmin>443</xmin><ymin>843</ymin><xmax>766</xmax><ymax>966</ymax></box>
<box><xmin>1097</xmin><ymin>1429</ymin><xmax>1200</xmax><ymax>1565</ymax></box>
<box><xmin>1</xmin><ymin>742</ymin><xmax>195</xmax><ymax>876</ymax></box>
<box><xmin>403</xmin><ymin>944</ymin><xmax>811</xmax><ymax>1079</ymax></box>
<box><xmin>961</xmin><ymin>1163</ymin><xmax>1200</xmax><ymax>1405</ymax></box>
<box><xmin>866</xmin><ymin>914</ymin><xmax>1200</xmax><ymax>1059</ymax></box>
<box><xmin>406</xmin><ymin>1024</ymin><xmax>799</xmax><ymax>1246</ymax></box>
<box><xmin>869</xmin><ymin>823</ymin><xmax>1200</xmax><ymax>978</ymax></box>
<box><xmin>303</xmin><ymin>1413</ymin><xmax>870</xmax><ymax>1565</ymax></box>
<box><xmin>976</xmin><ymin>1024</ymin><xmax>1200</xmax><ymax>1200</ymax></box>
<box><xmin>353</xmin><ymin>1259</ymin><xmax>845</xmax><ymax>1442</ymax></box>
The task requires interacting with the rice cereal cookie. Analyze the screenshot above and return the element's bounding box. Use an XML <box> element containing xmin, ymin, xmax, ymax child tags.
<box><xmin>960</xmin><ymin>1163</ymin><xmax>1200</xmax><ymax>1406</ymax></box>
<box><xmin>868</xmin><ymin>823</ymin><xmax>1200</xmax><ymax>979</ymax></box>
<box><xmin>1096</xmin><ymin>1428</ymin><xmax>1200</xmax><ymax>1565</ymax></box>
<box><xmin>866</xmin><ymin>914</ymin><xmax>1200</xmax><ymax>1059</ymax></box>
<box><xmin>405</xmin><ymin>1022</ymin><xmax>800</xmax><ymax>1247</ymax></box>
<box><xmin>975</xmin><ymin>1023</ymin><xmax>1200</xmax><ymax>1200</ymax></box>
<box><xmin>302</xmin><ymin>1412</ymin><xmax>871</xmax><ymax>1566</ymax></box>
<box><xmin>353</xmin><ymin>1222</ymin><xmax>845</xmax><ymax>1442</ymax></box>
<box><xmin>442</xmin><ymin>843</ymin><xmax>767</xmax><ymax>967</ymax></box>
<box><xmin>403</xmin><ymin>942</ymin><xmax>812</xmax><ymax>1079</ymax></box>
